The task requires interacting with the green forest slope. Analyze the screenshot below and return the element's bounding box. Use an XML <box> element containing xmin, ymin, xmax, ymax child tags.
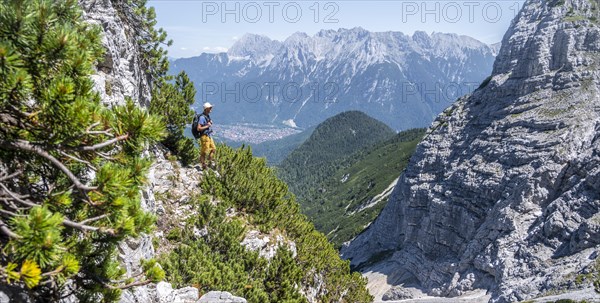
<box><xmin>278</xmin><ymin>111</ymin><xmax>396</xmax><ymax>191</ymax></box>
<box><xmin>305</xmin><ymin>129</ymin><xmax>425</xmax><ymax>246</ymax></box>
<box><xmin>278</xmin><ymin>112</ymin><xmax>425</xmax><ymax>246</ymax></box>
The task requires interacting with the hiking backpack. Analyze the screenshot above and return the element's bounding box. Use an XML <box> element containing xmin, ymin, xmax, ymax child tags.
<box><xmin>191</xmin><ymin>113</ymin><xmax>202</xmax><ymax>139</ymax></box>
<box><xmin>191</xmin><ymin>113</ymin><xmax>211</xmax><ymax>139</ymax></box>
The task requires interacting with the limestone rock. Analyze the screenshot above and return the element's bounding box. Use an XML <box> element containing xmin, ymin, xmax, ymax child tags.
<box><xmin>155</xmin><ymin>282</ymin><xmax>199</xmax><ymax>303</ymax></box>
<box><xmin>342</xmin><ymin>0</ymin><xmax>600</xmax><ymax>302</ymax></box>
<box><xmin>155</xmin><ymin>282</ymin><xmax>174</xmax><ymax>303</ymax></box>
<box><xmin>197</xmin><ymin>291</ymin><xmax>247</xmax><ymax>303</ymax></box>
<box><xmin>75</xmin><ymin>2</ymin><xmax>228</xmax><ymax>303</ymax></box>
<box><xmin>118</xmin><ymin>235</ymin><xmax>155</xmax><ymax>277</ymax></box>
<box><xmin>297</xmin><ymin>273</ymin><xmax>326</xmax><ymax>303</ymax></box>
<box><xmin>241</xmin><ymin>230</ymin><xmax>297</xmax><ymax>259</ymax></box>
<box><xmin>0</xmin><ymin>285</ymin><xmax>32</xmax><ymax>303</ymax></box>
<box><xmin>119</xmin><ymin>285</ymin><xmax>156</xmax><ymax>303</ymax></box>
<box><xmin>382</xmin><ymin>285</ymin><xmax>414</xmax><ymax>301</ymax></box>
<box><xmin>79</xmin><ymin>0</ymin><xmax>151</xmax><ymax>107</ymax></box>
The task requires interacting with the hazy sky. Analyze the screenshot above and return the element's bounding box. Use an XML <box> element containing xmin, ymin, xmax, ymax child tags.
<box><xmin>149</xmin><ymin>0</ymin><xmax>526</xmax><ymax>58</ymax></box>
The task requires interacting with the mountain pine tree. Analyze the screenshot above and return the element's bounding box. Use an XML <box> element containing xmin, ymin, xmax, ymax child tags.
<box><xmin>149</xmin><ymin>71</ymin><xmax>198</xmax><ymax>166</ymax></box>
<box><xmin>0</xmin><ymin>0</ymin><xmax>165</xmax><ymax>301</ymax></box>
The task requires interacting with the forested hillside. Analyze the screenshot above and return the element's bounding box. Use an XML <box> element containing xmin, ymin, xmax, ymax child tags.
<box><xmin>278</xmin><ymin>111</ymin><xmax>425</xmax><ymax>246</ymax></box>
<box><xmin>279</xmin><ymin>123</ymin><xmax>424</xmax><ymax>246</ymax></box>
<box><xmin>278</xmin><ymin>111</ymin><xmax>396</xmax><ymax>193</ymax></box>
<box><xmin>308</xmin><ymin>129</ymin><xmax>425</xmax><ymax>246</ymax></box>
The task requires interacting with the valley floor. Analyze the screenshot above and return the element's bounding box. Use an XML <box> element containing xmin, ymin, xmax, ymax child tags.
<box><xmin>214</xmin><ymin>123</ymin><xmax>301</xmax><ymax>144</ymax></box>
<box><xmin>364</xmin><ymin>265</ymin><xmax>600</xmax><ymax>303</ymax></box>
<box><xmin>378</xmin><ymin>290</ymin><xmax>489</xmax><ymax>303</ymax></box>
<box><xmin>373</xmin><ymin>286</ymin><xmax>600</xmax><ymax>303</ymax></box>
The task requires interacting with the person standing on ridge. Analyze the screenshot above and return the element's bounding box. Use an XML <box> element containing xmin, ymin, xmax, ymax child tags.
<box><xmin>197</xmin><ymin>102</ymin><xmax>216</xmax><ymax>170</ymax></box>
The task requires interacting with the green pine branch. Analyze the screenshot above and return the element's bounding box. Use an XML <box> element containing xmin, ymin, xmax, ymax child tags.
<box><xmin>0</xmin><ymin>0</ymin><xmax>166</xmax><ymax>300</ymax></box>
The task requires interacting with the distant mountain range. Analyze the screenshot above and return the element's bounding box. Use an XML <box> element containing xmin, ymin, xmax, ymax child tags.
<box><xmin>170</xmin><ymin>28</ymin><xmax>499</xmax><ymax>130</ymax></box>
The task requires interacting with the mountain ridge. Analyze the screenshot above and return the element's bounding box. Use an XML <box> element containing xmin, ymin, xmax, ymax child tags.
<box><xmin>169</xmin><ymin>28</ymin><xmax>497</xmax><ymax>131</ymax></box>
<box><xmin>225</xmin><ymin>28</ymin><xmax>498</xmax><ymax>65</ymax></box>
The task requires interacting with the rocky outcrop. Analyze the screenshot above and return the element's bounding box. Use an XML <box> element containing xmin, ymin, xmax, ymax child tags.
<box><xmin>342</xmin><ymin>0</ymin><xmax>600</xmax><ymax>302</ymax></box>
<box><xmin>241</xmin><ymin>230</ymin><xmax>297</xmax><ymax>259</ymax></box>
<box><xmin>197</xmin><ymin>291</ymin><xmax>247</xmax><ymax>303</ymax></box>
<box><xmin>117</xmin><ymin>146</ymin><xmax>204</xmax><ymax>303</ymax></box>
<box><xmin>79</xmin><ymin>0</ymin><xmax>151</xmax><ymax>107</ymax></box>
<box><xmin>155</xmin><ymin>282</ymin><xmax>199</xmax><ymax>303</ymax></box>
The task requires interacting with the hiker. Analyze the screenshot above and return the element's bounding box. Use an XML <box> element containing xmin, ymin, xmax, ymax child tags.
<box><xmin>197</xmin><ymin>102</ymin><xmax>216</xmax><ymax>169</ymax></box>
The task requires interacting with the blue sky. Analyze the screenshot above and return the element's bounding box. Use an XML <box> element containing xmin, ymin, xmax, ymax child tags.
<box><xmin>149</xmin><ymin>0</ymin><xmax>526</xmax><ymax>58</ymax></box>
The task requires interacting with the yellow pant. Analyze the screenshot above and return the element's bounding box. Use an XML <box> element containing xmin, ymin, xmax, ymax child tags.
<box><xmin>200</xmin><ymin>135</ymin><xmax>216</xmax><ymax>156</ymax></box>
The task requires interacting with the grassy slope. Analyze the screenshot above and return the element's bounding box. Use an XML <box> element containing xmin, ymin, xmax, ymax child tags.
<box><xmin>158</xmin><ymin>145</ymin><xmax>373</xmax><ymax>303</ymax></box>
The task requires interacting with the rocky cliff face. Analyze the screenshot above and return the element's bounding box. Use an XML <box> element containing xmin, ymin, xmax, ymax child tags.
<box><xmin>80</xmin><ymin>0</ymin><xmax>152</xmax><ymax>107</ymax></box>
<box><xmin>342</xmin><ymin>0</ymin><xmax>600</xmax><ymax>302</ymax></box>
<box><xmin>78</xmin><ymin>1</ymin><xmax>247</xmax><ymax>303</ymax></box>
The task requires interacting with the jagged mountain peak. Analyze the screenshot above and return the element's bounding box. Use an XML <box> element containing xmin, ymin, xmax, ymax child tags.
<box><xmin>431</xmin><ymin>32</ymin><xmax>490</xmax><ymax>50</ymax></box>
<box><xmin>285</xmin><ymin>31</ymin><xmax>310</xmax><ymax>41</ymax></box>
<box><xmin>280</xmin><ymin>31</ymin><xmax>315</xmax><ymax>52</ymax></box>
<box><xmin>411</xmin><ymin>31</ymin><xmax>496</xmax><ymax>58</ymax></box>
<box><xmin>227</xmin><ymin>33</ymin><xmax>281</xmax><ymax>62</ymax></box>
<box><xmin>315</xmin><ymin>28</ymin><xmax>337</xmax><ymax>37</ymax></box>
<box><xmin>315</xmin><ymin>27</ymin><xmax>369</xmax><ymax>38</ymax></box>
<box><xmin>342</xmin><ymin>0</ymin><xmax>600</xmax><ymax>302</ymax></box>
<box><xmin>337</xmin><ymin>26</ymin><xmax>370</xmax><ymax>38</ymax></box>
<box><xmin>411</xmin><ymin>30</ymin><xmax>432</xmax><ymax>46</ymax></box>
